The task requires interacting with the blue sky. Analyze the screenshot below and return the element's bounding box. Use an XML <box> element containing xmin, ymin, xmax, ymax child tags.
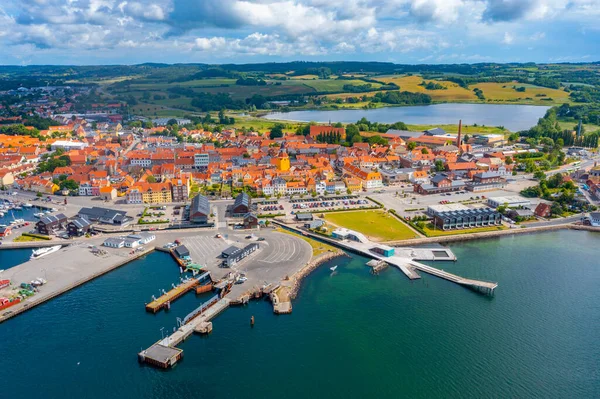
<box><xmin>0</xmin><ymin>0</ymin><xmax>598</xmax><ymax>65</ymax></box>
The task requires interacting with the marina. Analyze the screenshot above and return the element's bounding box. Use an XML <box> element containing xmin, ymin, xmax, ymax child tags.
<box><xmin>1</xmin><ymin>230</ymin><xmax>598</xmax><ymax>398</ymax></box>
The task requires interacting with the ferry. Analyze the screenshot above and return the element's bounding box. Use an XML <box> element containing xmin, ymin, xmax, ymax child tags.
<box><xmin>30</xmin><ymin>245</ymin><xmax>62</xmax><ymax>260</ymax></box>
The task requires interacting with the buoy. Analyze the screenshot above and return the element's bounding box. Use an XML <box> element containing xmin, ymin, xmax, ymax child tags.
<box><xmin>250</xmin><ymin>315</ymin><xmax>255</xmax><ymax>326</ymax></box>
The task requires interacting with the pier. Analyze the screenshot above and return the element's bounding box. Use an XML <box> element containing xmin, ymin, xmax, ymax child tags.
<box><xmin>274</xmin><ymin>221</ymin><xmax>497</xmax><ymax>296</ymax></box>
<box><xmin>139</xmin><ymin>295</ymin><xmax>230</xmax><ymax>368</ymax></box>
<box><xmin>145</xmin><ymin>272</ymin><xmax>211</xmax><ymax>314</ymax></box>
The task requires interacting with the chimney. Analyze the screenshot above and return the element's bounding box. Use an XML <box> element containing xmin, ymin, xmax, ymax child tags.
<box><xmin>457</xmin><ymin>119</ymin><xmax>462</xmax><ymax>150</ymax></box>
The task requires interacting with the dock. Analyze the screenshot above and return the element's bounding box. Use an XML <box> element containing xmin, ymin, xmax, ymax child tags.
<box><xmin>139</xmin><ymin>295</ymin><xmax>230</xmax><ymax>368</ymax></box>
<box><xmin>138</xmin><ymin>341</ymin><xmax>183</xmax><ymax>369</ymax></box>
<box><xmin>145</xmin><ymin>271</ymin><xmax>211</xmax><ymax>313</ymax></box>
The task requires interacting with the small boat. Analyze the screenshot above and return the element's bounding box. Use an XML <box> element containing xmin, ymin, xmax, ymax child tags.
<box><xmin>0</xmin><ymin>279</ymin><xmax>10</xmax><ymax>289</ymax></box>
<box><xmin>330</xmin><ymin>265</ymin><xmax>338</xmax><ymax>272</ymax></box>
<box><xmin>13</xmin><ymin>206</ymin><xmax>22</xmax><ymax>211</ymax></box>
<box><xmin>33</xmin><ymin>212</ymin><xmax>45</xmax><ymax>218</ymax></box>
<box><xmin>23</xmin><ymin>203</ymin><xmax>33</xmax><ymax>208</ymax></box>
<box><xmin>30</xmin><ymin>245</ymin><xmax>62</xmax><ymax>260</ymax></box>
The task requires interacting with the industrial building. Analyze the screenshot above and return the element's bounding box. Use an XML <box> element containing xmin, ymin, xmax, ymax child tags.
<box><xmin>189</xmin><ymin>194</ymin><xmax>210</xmax><ymax>224</ymax></box>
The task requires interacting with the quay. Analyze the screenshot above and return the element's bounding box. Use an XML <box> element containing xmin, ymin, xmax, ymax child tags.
<box><xmin>145</xmin><ymin>271</ymin><xmax>211</xmax><ymax>313</ymax></box>
<box><xmin>0</xmin><ymin>240</ymin><xmax>155</xmax><ymax>324</ymax></box>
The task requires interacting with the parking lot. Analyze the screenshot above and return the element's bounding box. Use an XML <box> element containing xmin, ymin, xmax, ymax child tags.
<box><xmin>258</xmin><ymin>196</ymin><xmax>377</xmax><ymax>217</ymax></box>
<box><xmin>170</xmin><ymin>229</ymin><xmax>312</xmax><ymax>296</ymax></box>
<box><xmin>370</xmin><ymin>179</ymin><xmax>543</xmax><ymax>218</ymax></box>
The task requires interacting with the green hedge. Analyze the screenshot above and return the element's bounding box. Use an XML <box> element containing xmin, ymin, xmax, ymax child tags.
<box><xmin>365</xmin><ymin>196</ymin><xmax>384</xmax><ymax>207</ymax></box>
<box><xmin>22</xmin><ymin>232</ymin><xmax>52</xmax><ymax>240</ymax></box>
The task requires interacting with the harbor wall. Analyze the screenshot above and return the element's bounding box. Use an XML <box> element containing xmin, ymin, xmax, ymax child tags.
<box><xmin>0</xmin><ymin>247</ymin><xmax>155</xmax><ymax>324</ymax></box>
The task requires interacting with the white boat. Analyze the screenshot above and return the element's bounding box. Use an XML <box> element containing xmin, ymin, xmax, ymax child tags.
<box><xmin>33</xmin><ymin>212</ymin><xmax>45</xmax><ymax>218</ymax></box>
<box><xmin>13</xmin><ymin>206</ymin><xmax>22</xmax><ymax>211</ymax></box>
<box><xmin>23</xmin><ymin>203</ymin><xmax>33</xmax><ymax>208</ymax></box>
<box><xmin>30</xmin><ymin>245</ymin><xmax>62</xmax><ymax>260</ymax></box>
<box><xmin>330</xmin><ymin>265</ymin><xmax>338</xmax><ymax>272</ymax></box>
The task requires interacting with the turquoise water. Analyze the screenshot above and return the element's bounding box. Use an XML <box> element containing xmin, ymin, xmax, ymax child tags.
<box><xmin>1</xmin><ymin>230</ymin><xmax>599</xmax><ymax>398</ymax></box>
<box><xmin>263</xmin><ymin>103</ymin><xmax>550</xmax><ymax>132</ymax></box>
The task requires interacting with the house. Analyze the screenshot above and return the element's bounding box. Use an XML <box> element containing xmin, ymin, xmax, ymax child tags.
<box><xmin>305</xmin><ymin>220</ymin><xmax>325</xmax><ymax>229</ymax></box>
<box><xmin>173</xmin><ymin>245</ymin><xmax>190</xmax><ymax>259</ymax></box>
<box><xmin>506</xmin><ymin>208</ymin><xmax>534</xmax><ymax>221</ymax></box>
<box><xmin>243</xmin><ymin>212</ymin><xmax>259</xmax><ymax>229</ymax></box>
<box><xmin>222</xmin><ymin>246</ymin><xmax>241</xmax><ymax>258</ymax></box>
<box><xmin>466</xmin><ymin>172</ymin><xmax>507</xmax><ymax>192</ymax></box>
<box><xmin>0</xmin><ymin>226</ymin><xmax>12</xmax><ymax>237</ymax></box>
<box><xmin>99</xmin><ymin>186</ymin><xmax>117</xmax><ymax>201</ymax></box>
<box><xmin>414</xmin><ymin>173</ymin><xmax>465</xmax><ymax>195</ymax></box>
<box><xmin>295</xmin><ymin>213</ymin><xmax>314</xmax><ymax>222</ymax></box>
<box><xmin>189</xmin><ymin>194</ymin><xmax>211</xmax><ymax>224</ymax></box>
<box><xmin>36</xmin><ymin>213</ymin><xmax>68</xmax><ymax>235</ymax></box>
<box><xmin>232</xmin><ymin>192</ymin><xmax>251</xmax><ymax>217</ymax></box>
<box><xmin>103</xmin><ymin>237</ymin><xmax>125</xmax><ymax>248</ymax></box>
<box><xmin>222</xmin><ymin>243</ymin><xmax>259</xmax><ymax>267</ymax></box>
<box><xmin>67</xmin><ymin>217</ymin><xmax>93</xmax><ymax>237</ymax></box>
<box><xmin>128</xmin><ymin>233</ymin><xmax>156</xmax><ymax>244</ymax></box>
<box><xmin>534</xmin><ymin>203</ymin><xmax>552</xmax><ymax>218</ymax></box>
<box><xmin>432</xmin><ymin>208</ymin><xmax>502</xmax><ymax>230</ymax></box>
<box><xmin>77</xmin><ymin>206</ymin><xmax>130</xmax><ymax>226</ymax></box>
<box><xmin>585</xmin><ymin>212</ymin><xmax>600</xmax><ymax>226</ymax></box>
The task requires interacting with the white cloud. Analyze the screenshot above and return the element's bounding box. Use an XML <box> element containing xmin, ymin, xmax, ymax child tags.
<box><xmin>502</xmin><ymin>31</ymin><xmax>515</xmax><ymax>44</ymax></box>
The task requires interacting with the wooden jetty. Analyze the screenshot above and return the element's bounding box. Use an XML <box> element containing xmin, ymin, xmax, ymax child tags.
<box><xmin>145</xmin><ymin>272</ymin><xmax>211</xmax><ymax>313</ymax></box>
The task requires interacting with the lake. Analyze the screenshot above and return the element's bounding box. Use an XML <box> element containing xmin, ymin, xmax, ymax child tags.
<box><xmin>1</xmin><ymin>230</ymin><xmax>599</xmax><ymax>398</ymax></box>
<box><xmin>263</xmin><ymin>103</ymin><xmax>551</xmax><ymax>132</ymax></box>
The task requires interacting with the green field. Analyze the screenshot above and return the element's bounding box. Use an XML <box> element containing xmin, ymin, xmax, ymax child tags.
<box><xmin>302</xmin><ymin>79</ymin><xmax>382</xmax><ymax>92</ymax></box>
<box><xmin>324</xmin><ymin>210</ymin><xmax>418</xmax><ymax>241</ymax></box>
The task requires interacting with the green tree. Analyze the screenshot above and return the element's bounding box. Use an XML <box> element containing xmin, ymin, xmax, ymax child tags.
<box><xmin>407</xmin><ymin>142</ymin><xmax>417</xmax><ymax>151</ymax></box>
<box><xmin>434</xmin><ymin>160</ymin><xmax>445</xmax><ymax>172</ymax></box>
<box><xmin>270</xmin><ymin>124</ymin><xmax>285</xmax><ymax>139</ymax></box>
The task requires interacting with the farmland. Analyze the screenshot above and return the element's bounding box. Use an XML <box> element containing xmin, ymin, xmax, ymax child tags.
<box><xmin>377</xmin><ymin>75</ymin><xmax>478</xmax><ymax>101</ymax></box>
<box><xmin>470</xmin><ymin>82</ymin><xmax>570</xmax><ymax>104</ymax></box>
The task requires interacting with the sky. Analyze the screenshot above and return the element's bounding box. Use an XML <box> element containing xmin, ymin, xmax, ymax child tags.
<box><xmin>0</xmin><ymin>0</ymin><xmax>599</xmax><ymax>65</ymax></box>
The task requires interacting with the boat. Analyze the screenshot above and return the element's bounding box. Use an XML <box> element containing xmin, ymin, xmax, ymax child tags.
<box><xmin>330</xmin><ymin>265</ymin><xmax>338</xmax><ymax>272</ymax></box>
<box><xmin>0</xmin><ymin>279</ymin><xmax>10</xmax><ymax>289</ymax></box>
<box><xmin>23</xmin><ymin>203</ymin><xmax>33</xmax><ymax>208</ymax></box>
<box><xmin>30</xmin><ymin>245</ymin><xmax>62</xmax><ymax>260</ymax></box>
<box><xmin>33</xmin><ymin>212</ymin><xmax>45</xmax><ymax>218</ymax></box>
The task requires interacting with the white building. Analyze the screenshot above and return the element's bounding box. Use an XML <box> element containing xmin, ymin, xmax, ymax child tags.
<box><xmin>194</xmin><ymin>153</ymin><xmax>210</xmax><ymax>169</ymax></box>
<box><xmin>487</xmin><ymin>196</ymin><xmax>531</xmax><ymax>209</ymax></box>
<box><xmin>103</xmin><ymin>237</ymin><xmax>125</xmax><ymax>248</ymax></box>
<box><xmin>51</xmin><ymin>140</ymin><xmax>88</xmax><ymax>151</ymax></box>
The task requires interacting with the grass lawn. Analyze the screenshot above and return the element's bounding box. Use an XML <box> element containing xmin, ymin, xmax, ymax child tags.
<box><xmin>13</xmin><ymin>235</ymin><xmax>48</xmax><ymax>242</ymax></box>
<box><xmin>277</xmin><ymin>228</ymin><xmax>337</xmax><ymax>257</ymax></box>
<box><xmin>324</xmin><ymin>210</ymin><xmax>418</xmax><ymax>241</ymax></box>
<box><xmin>418</xmin><ymin>224</ymin><xmax>506</xmax><ymax>237</ymax></box>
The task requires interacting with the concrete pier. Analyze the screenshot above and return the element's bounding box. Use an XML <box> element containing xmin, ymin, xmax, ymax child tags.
<box><xmin>274</xmin><ymin>222</ymin><xmax>497</xmax><ymax>296</ymax></box>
